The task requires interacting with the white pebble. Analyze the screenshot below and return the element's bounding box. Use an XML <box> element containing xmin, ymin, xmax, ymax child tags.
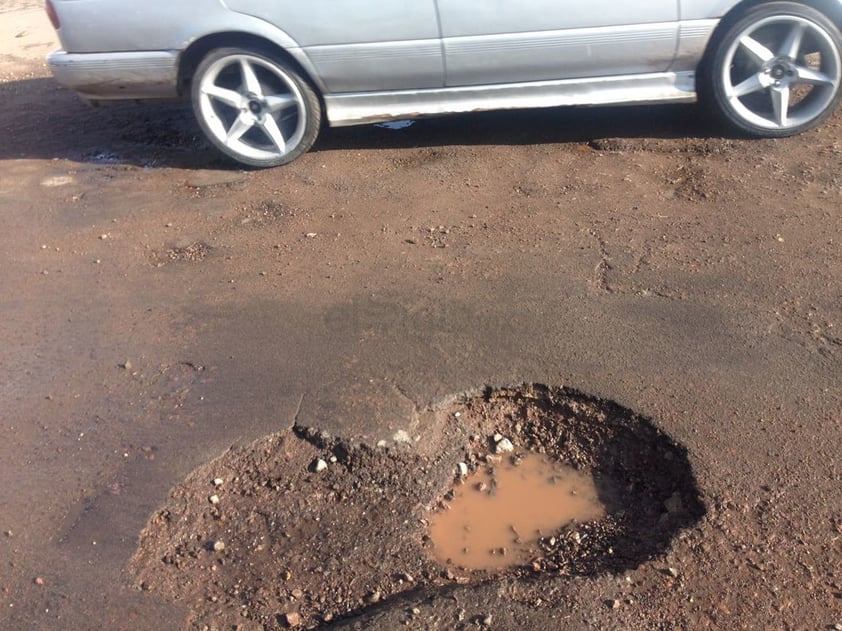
<box><xmin>494</xmin><ymin>438</ymin><xmax>514</xmax><ymax>454</ymax></box>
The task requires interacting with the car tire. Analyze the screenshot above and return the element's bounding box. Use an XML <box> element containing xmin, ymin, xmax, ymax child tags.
<box><xmin>702</xmin><ymin>1</ymin><xmax>842</xmax><ymax>137</ymax></box>
<box><xmin>191</xmin><ymin>47</ymin><xmax>321</xmax><ymax>168</ymax></box>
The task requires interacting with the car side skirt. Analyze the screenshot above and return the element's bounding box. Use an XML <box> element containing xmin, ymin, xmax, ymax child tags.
<box><xmin>324</xmin><ymin>71</ymin><xmax>698</xmax><ymax>127</ymax></box>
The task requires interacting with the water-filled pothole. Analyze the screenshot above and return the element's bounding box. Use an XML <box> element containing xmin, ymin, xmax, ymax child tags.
<box><xmin>131</xmin><ymin>385</ymin><xmax>704</xmax><ymax>629</ymax></box>
<box><xmin>429</xmin><ymin>453</ymin><xmax>606</xmax><ymax>570</ymax></box>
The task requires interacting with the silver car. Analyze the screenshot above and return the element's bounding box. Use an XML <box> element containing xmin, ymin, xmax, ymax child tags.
<box><xmin>46</xmin><ymin>1</ymin><xmax>842</xmax><ymax>167</ymax></box>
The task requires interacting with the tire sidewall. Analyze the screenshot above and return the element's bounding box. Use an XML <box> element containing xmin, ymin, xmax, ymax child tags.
<box><xmin>707</xmin><ymin>1</ymin><xmax>842</xmax><ymax>137</ymax></box>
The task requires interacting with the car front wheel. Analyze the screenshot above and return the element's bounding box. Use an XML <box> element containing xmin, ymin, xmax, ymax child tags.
<box><xmin>191</xmin><ymin>47</ymin><xmax>321</xmax><ymax>167</ymax></box>
<box><xmin>706</xmin><ymin>1</ymin><xmax>842</xmax><ymax>137</ymax></box>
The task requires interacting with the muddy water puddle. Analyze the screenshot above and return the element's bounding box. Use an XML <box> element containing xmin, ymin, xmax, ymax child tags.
<box><xmin>429</xmin><ymin>453</ymin><xmax>606</xmax><ymax>570</ymax></box>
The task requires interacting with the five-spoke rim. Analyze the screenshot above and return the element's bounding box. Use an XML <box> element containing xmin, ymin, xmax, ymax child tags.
<box><xmin>722</xmin><ymin>15</ymin><xmax>841</xmax><ymax>130</ymax></box>
<box><xmin>198</xmin><ymin>54</ymin><xmax>307</xmax><ymax>162</ymax></box>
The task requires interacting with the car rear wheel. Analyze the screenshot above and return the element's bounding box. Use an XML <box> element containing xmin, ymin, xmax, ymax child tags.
<box><xmin>191</xmin><ymin>48</ymin><xmax>321</xmax><ymax>167</ymax></box>
<box><xmin>705</xmin><ymin>2</ymin><xmax>842</xmax><ymax>137</ymax></box>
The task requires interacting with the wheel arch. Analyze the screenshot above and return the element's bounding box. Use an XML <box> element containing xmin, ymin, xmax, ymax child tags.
<box><xmin>703</xmin><ymin>0</ymin><xmax>842</xmax><ymax>57</ymax></box>
<box><xmin>697</xmin><ymin>0</ymin><xmax>842</xmax><ymax>92</ymax></box>
<box><xmin>178</xmin><ymin>32</ymin><xmax>325</xmax><ymax>100</ymax></box>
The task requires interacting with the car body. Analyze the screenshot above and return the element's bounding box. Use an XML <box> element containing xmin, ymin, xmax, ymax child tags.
<box><xmin>46</xmin><ymin>0</ymin><xmax>842</xmax><ymax>167</ymax></box>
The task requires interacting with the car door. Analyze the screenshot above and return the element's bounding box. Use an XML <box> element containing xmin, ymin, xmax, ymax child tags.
<box><xmin>435</xmin><ymin>1</ymin><xmax>679</xmax><ymax>87</ymax></box>
<box><xmin>225</xmin><ymin>0</ymin><xmax>443</xmax><ymax>92</ymax></box>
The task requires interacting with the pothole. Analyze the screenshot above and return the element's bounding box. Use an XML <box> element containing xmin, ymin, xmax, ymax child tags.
<box><xmin>131</xmin><ymin>384</ymin><xmax>704</xmax><ymax>629</ymax></box>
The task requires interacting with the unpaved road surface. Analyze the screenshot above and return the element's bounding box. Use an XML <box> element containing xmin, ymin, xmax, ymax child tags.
<box><xmin>1</xmin><ymin>6</ymin><xmax>840</xmax><ymax>630</ymax></box>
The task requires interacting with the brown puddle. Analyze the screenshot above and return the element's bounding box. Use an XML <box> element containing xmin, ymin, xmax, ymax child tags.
<box><xmin>428</xmin><ymin>454</ymin><xmax>606</xmax><ymax>570</ymax></box>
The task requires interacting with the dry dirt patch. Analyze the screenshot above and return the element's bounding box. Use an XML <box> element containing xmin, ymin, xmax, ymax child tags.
<box><xmin>0</xmin><ymin>6</ymin><xmax>56</xmax><ymax>77</ymax></box>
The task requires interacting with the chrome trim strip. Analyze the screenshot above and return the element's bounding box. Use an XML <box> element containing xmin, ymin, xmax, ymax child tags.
<box><xmin>324</xmin><ymin>71</ymin><xmax>697</xmax><ymax>127</ymax></box>
<box><xmin>445</xmin><ymin>23</ymin><xmax>678</xmax><ymax>55</ymax></box>
<box><xmin>47</xmin><ymin>50</ymin><xmax>179</xmax><ymax>100</ymax></box>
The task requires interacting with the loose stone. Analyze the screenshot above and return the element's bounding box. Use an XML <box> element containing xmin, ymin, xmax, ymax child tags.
<box><xmin>494</xmin><ymin>438</ymin><xmax>514</xmax><ymax>454</ymax></box>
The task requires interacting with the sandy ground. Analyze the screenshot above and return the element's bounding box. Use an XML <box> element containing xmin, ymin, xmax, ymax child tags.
<box><xmin>1</xmin><ymin>5</ymin><xmax>841</xmax><ymax>631</ymax></box>
<box><xmin>0</xmin><ymin>4</ymin><xmax>56</xmax><ymax>78</ymax></box>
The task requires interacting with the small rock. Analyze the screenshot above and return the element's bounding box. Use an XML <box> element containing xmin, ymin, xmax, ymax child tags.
<box><xmin>392</xmin><ymin>430</ymin><xmax>412</xmax><ymax>444</ymax></box>
<box><xmin>494</xmin><ymin>438</ymin><xmax>514</xmax><ymax>454</ymax></box>
<box><xmin>208</xmin><ymin>495</ymin><xmax>220</xmax><ymax>505</ymax></box>
<box><xmin>212</xmin><ymin>478</ymin><xmax>224</xmax><ymax>487</ymax></box>
<box><xmin>99</xmin><ymin>234</ymin><xmax>109</xmax><ymax>240</ymax></box>
<box><xmin>609</xmin><ymin>599</ymin><xmax>621</xmax><ymax>610</ymax></box>
<box><xmin>833</xmin><ymin>623</ymin><xmax>842</xmax><ymax>631</ymax></box>
<box><xmin>212</xmin><ymin>540</ymin><xmax>225</xmax><ymax>552</ymax></box>
<box><xmin>667</xmin><ymin>567</ymin><xmax>680</xmax><ymax>578</ymax></box>
<box><xmin>311</xmin><ymin>459</ymin><xmax>328</xmax><ymax>473</ymax></box>
<box><xmin>121</xmin><ymin>360</ymin><xmax>132</xmax><ymax>371</ymax></box>
<box><xmin>366</xmin><ymin>590</ymin><xmax>381</xmax><ymax>604</ymax></box>
<box><xmin>480</xmin><ymin>614</ymin><xmax>493</xmax><ymax>626</ymax></box>
<box><xmin>456</xmin><ymin>462</ymin><xmax>469</xmax><ymax>477</ymax></box>
<box><xmin>493</xmin><ymin>433</ymin><xmax>503</xmax><ymax>442</ymax></box>
<box><xmin>284</xmin><ymin>611</ymin><xmax>301</xmax><ymax>627</ymax></box>
<box><xmin>305</xmin><ymin>232</ymin><xmax>317</xmax><ymax>239</ymax></box>
<box><xmin>34</xmin><ymin>577</ymin><xmax>44</xmax><ymax>586</ymax></box>
<box><xmin>411</xmin><ymin>607</ymin><xmax>421</xmax><ymax>616</ymax></box>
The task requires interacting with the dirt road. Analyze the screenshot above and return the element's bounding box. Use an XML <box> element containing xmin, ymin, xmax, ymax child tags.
<box><xmin>1</xmin><ymin>7</ymin><xmax>840</xmax><ymax>631</ymax></box>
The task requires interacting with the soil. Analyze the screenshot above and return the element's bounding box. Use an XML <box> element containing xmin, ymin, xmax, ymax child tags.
<box><xmin>1</xmin><ymin>5</ymin><xmax>841</xmax><ymax>631</ymax></box>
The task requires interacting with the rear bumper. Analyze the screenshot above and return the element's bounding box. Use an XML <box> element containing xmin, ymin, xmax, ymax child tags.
<box><xmin>47</xmin><ymin>50</ymin><xmax>180</xmax><ymax>100</ymax></box>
